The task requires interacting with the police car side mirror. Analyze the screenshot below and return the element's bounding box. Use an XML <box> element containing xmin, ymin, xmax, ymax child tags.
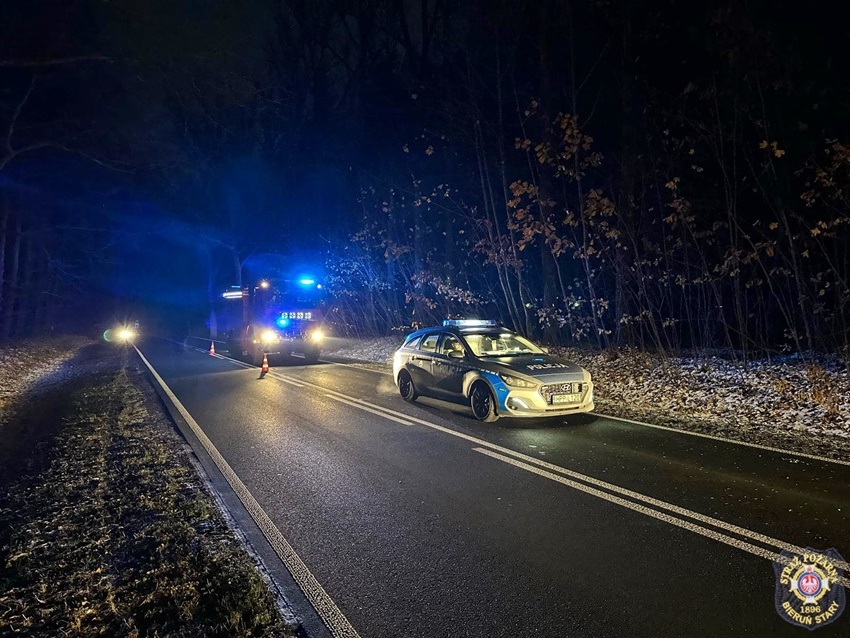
<box><xmin>448</xmin><ymin>350</ymin><xmax>465</xmax><ymax>359</ymax></box>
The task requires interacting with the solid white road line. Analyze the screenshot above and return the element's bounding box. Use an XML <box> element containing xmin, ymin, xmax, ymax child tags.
<box><xmin>182</xmin><ymin>338</ymin><xmax>849</xmax><ymax>467</ymax></box>
<box><xmin>264</xmin><ymin>376</ymin><xmax>850</xmax><ymax>574</ymax></box>
<box><xmin>202</xmin><ymin>348</ymin><xmax>307</xmax><ymax>386</ymax></box>
<box><xmin>135</xmin><ymin>346</ymin><xmax>361</xmax><ymax>638</ymax></box>
<box><xmin>269</xmin><ymin>372</ymin><xmax>306</xmax><ymax>387</ymax></box>
<box><xmin>317</xmin><ymin>350</ymin><xmax>850</xmax><ymax>468</ymax></box>
<box><xmin>320</xmin><ymin>359</ymin><xmax>393</xmax><ymax>376</ymax></box>
<box><xmin>174</xmin><ymin>342</ymin><xmax>850</xmax><ymax>573</ymax></box>
<box><xmin>594</xmin><ymin>411</ymin><xmax>850</xmax><ymax>467</ymax></box>
<box><xmin>473</xmin><ymin>447</ymin><xmax>850</xmax><ymax>587</ymax></box>
<box><xmin>498</xmin><ymin>446</ymin><xmax>850</xmax><ymax>573</ymax></box>
<box><xmin>331</xmin><ymin>396</ymin><xmax>850</xmax><ymax>572</ymax></box>
<box><xmin>324</xmin><ymin>394</ymin><xmax>414</xmax><ymax>426</ymax></box>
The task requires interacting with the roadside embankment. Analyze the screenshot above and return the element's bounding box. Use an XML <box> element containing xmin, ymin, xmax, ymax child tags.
<box><xmin>556</xmin><ymin>347</ymin><xmax>850</xmax><ymax>459</ymax></box>
<box><xmin>0</xmin><ymin>336</ymin><xmax>92</xmax><ymax>420</ymax></box>
<box><xmin>322</xmin><ymin>336</ymin><xmax>850</xmax><ymax>461</ymax></box>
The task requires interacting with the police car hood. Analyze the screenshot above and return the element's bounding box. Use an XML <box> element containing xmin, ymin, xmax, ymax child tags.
<box><xmin>483</xmin><ymin>355</ymin><xmax>586</xmax><ymax>382</ymax></box>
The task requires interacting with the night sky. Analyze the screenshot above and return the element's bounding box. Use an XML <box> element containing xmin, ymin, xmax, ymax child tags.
<box><xmin>2</xmin><ymin>0</ymin><xmax>849</xmax><ymax>353</ymax></box>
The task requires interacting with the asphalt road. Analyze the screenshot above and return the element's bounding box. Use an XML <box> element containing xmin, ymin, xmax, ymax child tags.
<box><xmin>138</xmin><ymin>338</ymin><xmax>850</xmax><ymax>637</ymax></box>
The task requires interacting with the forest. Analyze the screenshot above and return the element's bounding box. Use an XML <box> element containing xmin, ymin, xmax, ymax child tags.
<box><xmin>1</xmin><ymin>0</ymin><xmax>849</xmax><ymax>360</ymax></box>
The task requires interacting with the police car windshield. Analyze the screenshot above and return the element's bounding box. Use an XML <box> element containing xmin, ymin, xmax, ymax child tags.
<box><xmin>463</xmin><ymin>332</ymin><xmax>543</xmax><ymax>357</ymax></box>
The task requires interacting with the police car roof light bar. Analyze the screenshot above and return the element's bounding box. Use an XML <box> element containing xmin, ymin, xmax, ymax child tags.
<box><xmin>442</xmin><ymin>319</ymin><xmax>500</xmax><ymax>327</ymax></box>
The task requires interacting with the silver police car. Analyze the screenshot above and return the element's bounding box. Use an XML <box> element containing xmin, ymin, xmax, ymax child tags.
<box><xmin>393</xmin><ymin>320</ymin><xmax>594</xmax><ymax>421</ymax></box>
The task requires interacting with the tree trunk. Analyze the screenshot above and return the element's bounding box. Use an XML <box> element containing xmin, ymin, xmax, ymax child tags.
<box><xmin>206</xmin><ymin>248</ymin><xmax>218</xmax><ymax>339</ymax></box>
<box><xmin>617</xmin><ymin>6</ymin><xmax>638</xmax><ymax>348</ymax></box>
<box><xmin>15</xmin><ymin>233</ymin><xmax>35</xmax><ymax>336</ymax></box>
<box><xmin>0</xmin><ymin>199</ymin><xmax>7</xmax><ymax>318</ymax></box>
<box><xmin>2</xmin><ymin>211</ymin><xmax>22</xmax><ymax>339</ymax></box>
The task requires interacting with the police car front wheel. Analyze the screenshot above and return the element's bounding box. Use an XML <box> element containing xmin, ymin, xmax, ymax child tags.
<box><xmin>398</xmin><ymin>370</ymin><xmax>418</xmax><ymax>402</ymax></box>
<box><xmin>470</xmin><ymin>382</ymin><xmax>498</xmax><ymax>422</ymax></box>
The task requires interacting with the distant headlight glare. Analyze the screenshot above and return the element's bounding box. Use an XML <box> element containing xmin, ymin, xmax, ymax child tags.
<box><xmin>499</xmin><ymin>373</ymin><xmax>537</xmax><ymax>388</ymax></box>
<box><xmin>310</xmin><ymin>330</ymin><xmax>324</xmax><ymax>342</ymax></box>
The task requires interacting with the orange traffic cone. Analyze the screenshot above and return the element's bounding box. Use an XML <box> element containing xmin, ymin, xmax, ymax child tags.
<box><xmin>209</xmin><ymin>341</ymin><xmax>216</xmax><ymax>355</ymax></box>
<box><xmin>261</xmin><ymin>353</ymin><xmax>269</xmax><ymax>374</ymax></box>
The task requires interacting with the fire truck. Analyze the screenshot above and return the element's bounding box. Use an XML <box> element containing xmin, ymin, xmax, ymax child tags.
<box><xmin>219</xmin><ymin>276</ymin><xmax>325</xmax><ymax>364</ymax></box>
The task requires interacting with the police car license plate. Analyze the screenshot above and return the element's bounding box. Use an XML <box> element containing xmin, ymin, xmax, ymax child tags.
<box><xmin>552</xmin><ymin>393</ymin><xmax>582</xmax><ymax>404</ymax></box>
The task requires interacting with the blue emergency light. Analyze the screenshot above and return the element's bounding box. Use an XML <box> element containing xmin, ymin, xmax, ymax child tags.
<box><xmin>442</xmin><ymin>319</ymin><xmax>500</xmax><ymax>327</ymax></box>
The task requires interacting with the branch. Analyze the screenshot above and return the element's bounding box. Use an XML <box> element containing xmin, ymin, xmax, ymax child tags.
<box><xmin>49</xmin><ymin>144</ymin><xmax>134</xmax><ymax>172</ymax></box>
<box><xmin>6</xmin><ymin>77</ymin><xmax>36</xmax><ymax>154</ymax></box>
<box><xmin>0</xmin><ymin>142</ymin><xmax>134</xmax><ymax>173</ymax></box>
<box><xmin>0</xmin><ymin>55</ymin><xmax>113</xmax><ymax>68</ymax></box>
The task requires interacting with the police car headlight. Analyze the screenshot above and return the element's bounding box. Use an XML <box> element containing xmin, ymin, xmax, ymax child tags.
<box><xmin>499</xmin><ymin>373</ymin><xmax>537</xmax><ymax>388</ymax></box>
<box><xmin>261</xmin><ymin>330</ymin><xmax>278</xmax><ymax>344</ymax></box>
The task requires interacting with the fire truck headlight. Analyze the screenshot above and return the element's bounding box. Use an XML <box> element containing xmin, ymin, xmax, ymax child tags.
<box><xmin>261</xmin><ymin>330</ymin><xmax>277</xmax><ymax>344</ymax></box>
<box><xmin>310</xmin><ymin>330</ymin><xmax>324</xmax><ymax>342</ymax></box>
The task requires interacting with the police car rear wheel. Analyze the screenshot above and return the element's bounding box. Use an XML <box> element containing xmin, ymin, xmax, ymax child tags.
<box><xmin>470</xmin><ymin>382</ymin><xmax>498</xmax><ymax>422</ymax></box>
<box><xmin>398</xmin><ymin>370</ymin><xmax>418</xmax><ymax>402</ymax></box>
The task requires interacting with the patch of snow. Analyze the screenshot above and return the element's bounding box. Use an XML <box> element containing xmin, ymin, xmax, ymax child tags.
<box><xmin>553</xmin><ymin>346</ymin><xmax>850</xmax><ymax>459</ymax></box>
<box><xmin>320</xmin><ymin>336</ymin><xmax>850</xmax><ymax>460</ymax></box>
<box><xmin>321</xmin><ymin>336</ymin><xmax>401</xmax><ymax>367</ymax></box>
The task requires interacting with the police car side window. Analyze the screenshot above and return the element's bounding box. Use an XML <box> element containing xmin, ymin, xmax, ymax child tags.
<box><xmin>419</xmin><ymin>333</ymin><xmax>439</xmax><ymax>352</ymax></box>
<box><xmin>464</xmin><ymin>334</ymin><xmax>483</xmax><ymax>356</ymax></box>
<box><xmin>404</xmin><ymin>334</ymin><xmax>422</xmax><ymax>349</ymax></box>
<box><xmin>437</xmin><ymin>334</ymin><xmax>462</xmax><ymax>356</ymax></box>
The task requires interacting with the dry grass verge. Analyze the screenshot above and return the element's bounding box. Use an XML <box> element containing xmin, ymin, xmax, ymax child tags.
<box><xmin>0</xmin><ymin>365</ymin><xmax>293</xmax><ymax>637</ymax></box>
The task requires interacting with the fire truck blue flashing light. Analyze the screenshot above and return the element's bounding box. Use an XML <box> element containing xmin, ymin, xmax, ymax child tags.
<box><xmin>298</xmin><ymin>278</ymin><xmax>316</xmax><ymax>286</ymax></box>
<box><xmin>275</xmin><ymin>315</ymin><xmax>291</xmax><ymax>329</ymax></box>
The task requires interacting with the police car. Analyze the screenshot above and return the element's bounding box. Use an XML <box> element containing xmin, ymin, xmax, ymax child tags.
<box><xmin>393</xmin><ymin>320</ymin><xmax>594</xmax><ymax>421</ymax></box>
